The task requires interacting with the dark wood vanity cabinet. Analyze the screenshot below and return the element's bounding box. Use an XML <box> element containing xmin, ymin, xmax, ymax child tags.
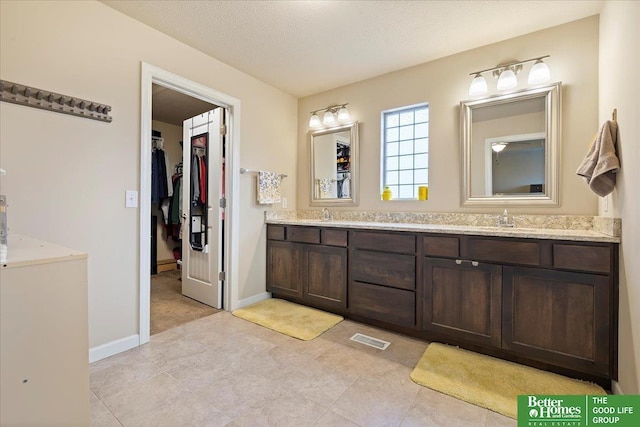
<box><xmin>349</xmin><ymin>230</ymin><xmax>417</xmax><ymax>328</ymax></box>
<box><xmin>267</xmin><ymin>224</ymin><xmax>618</xmax><ymax>386</ymax></box>
<box><xmin>503</xmin><ymin>265</ymin><xmax>614</xmax><ymax>378</ymax></box>
<box><xmin>423</xmin><ymin>258</ymin><xmax>502</xmax><ymax>348</ymax></box>
<box><xmin>267</xmin><ymin>225</ymin><xmax>347</xmax><ymax>310</ymax></box>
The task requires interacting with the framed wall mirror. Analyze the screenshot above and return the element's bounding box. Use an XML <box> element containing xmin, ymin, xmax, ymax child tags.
<box><xmin>310</xmin><ymin>122</ymin><xmax>359</xmax><ymax>206</ymax></box>
<box><xmin>460</xmin><ymin>82</ymin><xmax>561</xmax><ymax>206</ymax></box>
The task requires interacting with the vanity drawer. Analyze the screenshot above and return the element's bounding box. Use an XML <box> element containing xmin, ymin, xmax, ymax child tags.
<box><xmin>351</xmin><ymin>249</ymin><xmax>415</xmax><ymax>290</ymax></box>
<box><xmin>423</xmin><ymin>235</ymin><xmax>459</xmax><ymax>258</ymax></box>
<box><xmin>553</xmin><ymin>244</ymin><xmax>611</xmax><ymax>273</ymax></box>
<box><xmin>321</xmin><ymin>229</ymin><xmax>348</xmax><ymax>247</ymax></box>
<box><xmin>287</xmin><ymin>226</ymin><xmax>320</xmax><ymax>244</ymax></box>
<box><xmin>351</xmin><ymin>231</ymin><xmax>415</xmax><ymax>254</ymax></box>
<box><xmin>349</xmin><ymin>281</ymin><xmax>416</xmax><ymax>328</ymax></box>
<box><xmin>267</xmin><ymin>225</ymin><xmax>285</xmax><ymax>241</ymax></box>
<box><xmin>464</xmin><ymin>237</ymin><xmax>540</xmax><ymax>266</ymax></box>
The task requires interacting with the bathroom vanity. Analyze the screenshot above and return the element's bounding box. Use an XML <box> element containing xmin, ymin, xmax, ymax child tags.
<box><xmin>266</xmin><ymin>220</ymin><xmax>619</xmax><ymax>388</ymax></box>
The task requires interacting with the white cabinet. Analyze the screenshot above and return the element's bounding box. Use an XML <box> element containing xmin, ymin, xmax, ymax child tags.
<box><xmin>1</xmin><ymin>235</ymin><xmax>89</xmax><ymax>426</ymax></box>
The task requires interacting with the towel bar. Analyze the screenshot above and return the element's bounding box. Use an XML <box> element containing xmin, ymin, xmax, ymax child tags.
<box><xmin>240</xmin><ymin>168</ymin><xmax>287</xmax><ymax>178</ymax></box>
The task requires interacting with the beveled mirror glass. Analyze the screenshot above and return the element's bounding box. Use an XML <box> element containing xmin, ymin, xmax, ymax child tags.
<box><xmin>460</xmin><ymin>82</ymin><xmax>561</xmax><ymax>206</ymax></box>
<box><xmin>310</xmin><ymin>122</ymin><xmax>358</xmax><ymax>206</ymax></box>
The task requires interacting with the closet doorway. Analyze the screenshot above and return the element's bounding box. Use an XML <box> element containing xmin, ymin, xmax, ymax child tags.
<box><xmin>149</xmin><ymin>87</ymin><xmax>223</xmax><ymax>335</ymax></box>
<box><xmin>140</xmin><ymin>63</ymin><xmax>241</xmax><ymax>344</ymax></box>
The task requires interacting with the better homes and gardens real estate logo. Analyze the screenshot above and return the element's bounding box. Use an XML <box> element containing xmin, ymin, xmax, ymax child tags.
<box><xmin>518</xmin><ymin>395</ymin><xmax>640</xmax><ymax>427</ymax></box>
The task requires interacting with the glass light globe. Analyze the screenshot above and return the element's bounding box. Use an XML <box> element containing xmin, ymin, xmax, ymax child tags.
<box><xmin>469</xmin><ymin>74</ymin><xmax>488</xmax><ymax>96</ymax></box>
<box><xmin>528</xmin><ymin>60</ymin><xmax>551</xmax><ymax>85</ymax></box>
<box><xmin>323</xmin><ymin>110</ymin><xmax>336</xmax><ymax>126</ymax></box>
<box><xmin>497</xmin><ymin>68</ymin><xmax>517</xmax><ymax>91</ymax></box>
<box><xmin>337</xmin><ymin>107</ymin><xmax>350</xmax><ymax>122</ymax></box>
<box><xmin>491</xmin><ymin>142</ymin><xmax>507</xmax><ymax>153</ymax></box>
<box><xmin>309</xmin><ymin>113</ymin><xmax>321</xmax><ymax>128</ymax></box>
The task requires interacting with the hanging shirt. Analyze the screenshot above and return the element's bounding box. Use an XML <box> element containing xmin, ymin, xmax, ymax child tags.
<box><xmin>191</xmin><ymin>154</ymin><xmax>200</xmax><ymax>204</ymax></box>
<box><xmin>199</xmin><ymin>155</ymin><xmax>207</xmax><ymax>205</ymax></box>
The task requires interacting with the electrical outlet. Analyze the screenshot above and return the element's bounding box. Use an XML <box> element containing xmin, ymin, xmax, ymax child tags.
<box><xmin>281</xmin><ymin>197</ymin><xmax>288</xmax><ymax>208</ymax></box>
<box><xmin>603</xmin><ymin>195</ymin><xmax>609</xmax><ymax>212</ymax></box>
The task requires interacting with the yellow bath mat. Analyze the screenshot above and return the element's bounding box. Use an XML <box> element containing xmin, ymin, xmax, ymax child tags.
<box><xmin>232</xmin><ymin>298</ymin><xmax>343</xmax><ymax>341</ymax></box>
<box><xmin>410</xmin><ymin>342</ymin><xmax>606</xmax><ymax>419</ymax></box>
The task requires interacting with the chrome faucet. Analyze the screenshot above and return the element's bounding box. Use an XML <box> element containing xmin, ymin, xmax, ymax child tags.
<box><xmin>321</xmin><ymin>208</ymin><xmax>333</xmax><ymax>222</ymax></box>
<box><xmin>495</xmin><ymin>209</ymin><xmax>516</xmax><ymax>227</ymax></box>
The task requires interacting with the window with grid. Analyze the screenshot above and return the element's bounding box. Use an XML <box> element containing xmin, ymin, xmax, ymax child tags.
<box><xmin>382</xmin><ymin>103</ymin><xmax>429</xmax><ymax>199</ymax></box>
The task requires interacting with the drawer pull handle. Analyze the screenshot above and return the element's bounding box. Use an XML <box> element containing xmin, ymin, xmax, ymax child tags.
<box><xmin>455</xmin><ymin>259</ymin><xmax>479</xmax><ymax>267</ymax></box>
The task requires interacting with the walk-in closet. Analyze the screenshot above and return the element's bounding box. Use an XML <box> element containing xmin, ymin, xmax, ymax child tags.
<box><xmin>149</xmin><ymin>84</ymin><xmax>223</xmax><ymax>334</ymax></box>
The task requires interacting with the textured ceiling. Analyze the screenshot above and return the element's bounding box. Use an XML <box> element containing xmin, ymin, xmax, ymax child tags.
<box><xmin>102</xmin><ymin>0</ymin><xmax>603</xmax><ymax>97</ymax></box>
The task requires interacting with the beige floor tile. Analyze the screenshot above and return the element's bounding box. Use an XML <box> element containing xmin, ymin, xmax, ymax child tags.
<box><xmin>99</xmin><ymin>372</ymin><xmax>191</xmax><ymax>425</ymax></box>
<box><xmin>485</xmin><ymin>410</ymin><xmax>517</xmax><ymax>427</ymax></box>
<box><xmin>136</xmin><ymin>334</ymin><xmax>211</xmax><ymax>371</ymax></box>
<box><xmin>315</xmin><ymin>341</ymin><xmax>380</xmax><ymax>377</ymax></box>
<box><xmin>400</xmin><ymin>387</ymin><xmax>489</xmax><ymax>427</ymax></box>
<box><xmin>190</xmin><ymin>369</ymin><xmax>287</xmax><ymax>419</ymax></box>
<box><xmin>130</xmin><ymin>392</ymin><xmax>231</xmax><ymax>427</ymax></box>
<box><xmin>314</xmin><ymin>409</ymin><xmax>361</xmax><ymax>427</ymax></box>
<box><xmin>90</xmin><ymin>391</ymin><xmax>121</xmax><ymax>427</ymax></box>
<box><xmin>90</xmin><ymin>350</ymin><xmax>162</xmax><ymax>399</ymax></box>
<box><xmin>279</xmin><ymin>357</ymin><xmax>358</xmax><ymax>408</ymax></box>
<box><xmin>330</xmin><ymin>364</ymin><xmax>420</xmax><ymax>427</ymax></box>
<box><xmin>231</xmin><ymin>392</ymin><xmax>327</xmax><ymax>427</ymax></box>
<box><xmin>90</xmin><ymin>310</ymin><xmax>519</xmax><ymax>427</ymax></box>
<box><xmin>377</xmin><ymin>335</ymin><xmax>429</xmax><ymax>368</ymax></box>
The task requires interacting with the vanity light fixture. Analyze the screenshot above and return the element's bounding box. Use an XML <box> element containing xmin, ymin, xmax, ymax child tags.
<box><xmin>491</xmin><ymin>142</ymin><xmax>507</xmax><ymax>153</ymax></box>
<box><xmin>308</xmin><ymin>103</ymin><xmax>350</xmax><ymax>128</ymax></box>
<box><xmin>468</xmin><ymin>55</ymin><xmax>551</xmax><ymax>96</ymax></box>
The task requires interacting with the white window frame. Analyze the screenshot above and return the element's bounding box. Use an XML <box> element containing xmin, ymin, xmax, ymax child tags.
<box><xmin>380</xmin><ymin>102</ymin><xmax>429</xmax><ymax>200</ymax></box>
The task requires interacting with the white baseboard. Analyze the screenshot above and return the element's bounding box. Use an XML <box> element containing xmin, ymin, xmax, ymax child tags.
<box><xmin>234</xmin><ymin>292</ymin><xmax>271</xmax><ymax>310</ymax></box>
<box><xmin>611</xmin><ymin>380</ymin><xmax>624</xmax><ymax>395</ymax></box>
<box><xmin>89</xmin><ymin>334</ymin><xmax>139</xmax><ymax>363</ymax></box>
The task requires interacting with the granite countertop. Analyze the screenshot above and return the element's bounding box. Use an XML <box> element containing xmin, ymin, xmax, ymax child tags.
<box><xmin>265</xmin><ymin>218</ymin><xmax>620</xmax><ymax>243</ymax></box>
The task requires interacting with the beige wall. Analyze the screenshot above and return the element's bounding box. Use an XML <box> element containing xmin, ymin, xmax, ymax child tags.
<box><xmin>0</xmin><ymin>1</ymin><xmax>297</xmax><ymax>349</ymax></box>
<box><xmin>600</xmin><ymin>1</ymin><xmax>640</xmax><ymax>394</ymax></box>
<box><xmin>298</xmin><ymin>16</ymin><xmax>600</xmax><ymax>215</ymax></box>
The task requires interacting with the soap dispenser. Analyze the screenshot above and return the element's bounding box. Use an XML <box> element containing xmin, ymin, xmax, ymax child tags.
<box><xmin>382</xmin><ymin>187</ymin><xmax>392</xmax><ymax>201</ymax></box>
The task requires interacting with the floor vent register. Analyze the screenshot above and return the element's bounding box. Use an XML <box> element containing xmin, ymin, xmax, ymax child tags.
<box><xmin>350</xmin><ymin>333</ymin><xmax>391</xmax><ymax>350</ymax></box>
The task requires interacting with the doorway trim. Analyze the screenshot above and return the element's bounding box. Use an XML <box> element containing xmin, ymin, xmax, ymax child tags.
<box><xmin>140</xmin><ymin>63</ymin><xmax>241</xmax><ymax>344</ymax></box>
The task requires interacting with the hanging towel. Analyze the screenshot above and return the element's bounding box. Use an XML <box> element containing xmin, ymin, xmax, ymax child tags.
<box><xmin>576</xmin><ymin>120</ymin><xmax>620</xmax><ymax>197</ymax></box>
<box><xmin>342</xmin><ymin>177</ymin><xmax>350</xmax><ymax>198</ymax></box>
<box><xmin>257</xmin><ymin>171</ymin><xmax>282</xmax><ymax>204</ymax></box>
<box><xmin>318</xmin><ymin>178</ymin><xmax>333</xmax><ymax>198</ymax></box>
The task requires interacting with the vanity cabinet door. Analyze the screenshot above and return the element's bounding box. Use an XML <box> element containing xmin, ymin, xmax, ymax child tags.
<box><xmin>502</xmin><ymin>266</ymin><xmax>612</xmax><ymax>377</ymax></box>
<box><xmin>303</xmin><ymin>245</ymin><xmax>347</xmax><ymax>310</ymax></box>
<box><xmin>422</xmin><ymin>258</ymin><xmax>502</xmax><ymax>348</ymax></box>
<box><xmin>266</xmin><ymin>240</ymin><xmax>303</xmax><ymax>298</ymax></box>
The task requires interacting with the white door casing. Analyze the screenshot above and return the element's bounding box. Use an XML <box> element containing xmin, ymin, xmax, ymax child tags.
<box><xmin>140</xmin><ymin>63</ymin><xmax>241</xmax><ymax>345</ymax></box>
<box><xmin>181</xmin><ymin>110</ymin><xmax>223</xmax><ymax>308</ymax></box>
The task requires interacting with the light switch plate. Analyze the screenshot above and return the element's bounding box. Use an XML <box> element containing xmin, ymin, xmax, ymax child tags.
<box><xmin>125</xmin><ymin>190</ymin><xmax>138</xmax><ymax>208</ymax></box>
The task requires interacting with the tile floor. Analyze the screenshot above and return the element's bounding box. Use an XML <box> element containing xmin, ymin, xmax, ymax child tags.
<box><xmin>90</xmin><ymin>312</ymin><xmax>516</xmax><ymax>427</ymax></box>
<box><xmin>150</xmin><ymin>270</ymin><xmax>220</xmax><ymax>335</ymax></box>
